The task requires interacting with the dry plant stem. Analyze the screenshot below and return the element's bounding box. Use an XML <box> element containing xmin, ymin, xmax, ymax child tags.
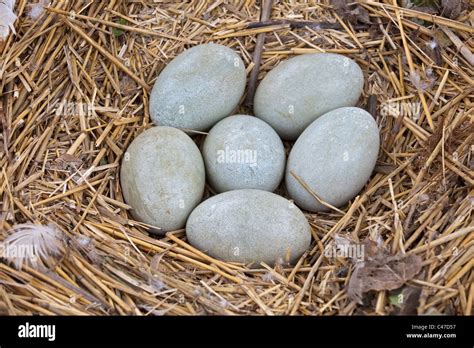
<box><xmin>0</xmin><ymin>0</ymin><xmax>471</xmax><ymax>316</ymax></box>
<box><xmin>290</xmin><ymin>171</ymin><xmax>345</xmax><ymax>214</ymax></box>
<box><xmin>391</xmin><ymin>0</ymin><xmax>433</xmax><ymax>131</ymax></box>
<box><xmin>361</xmin><ymin>0</ymin><xmax>474</xmax><ymax>33</ymax></box>
<box><xmin>244</xmin><ymin>0</ymin><xmax>273</xmax><ymax>107</ymax></box>
<box><xmin>46</xmin><ymin>7</ymin><xmax>196</xmax><ymax>44</ymax></box>
<box><xmin>62</xmin><ymin>18</ymin><xmax>148</xmax><ymax>89</ymax></box>
<box><xmin>439</xmin><ymin>26</ymin><xmax>474</xmax><ymax>67</ymax></box>
<box><xmin>289</xmin><ymin>253</ymin><xmax>324</xmax><ymax>315</ymax></box>
<box><xmin>247</xmin><ymin>20</ymin><xmax>369</xmax><ymax>31</ymax></box>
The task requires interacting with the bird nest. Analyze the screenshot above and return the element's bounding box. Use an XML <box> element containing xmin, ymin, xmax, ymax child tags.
<box><xmin>0</xmin><ymin>0</ymin><xmax>472</xmax><ymax>315</ymax></box>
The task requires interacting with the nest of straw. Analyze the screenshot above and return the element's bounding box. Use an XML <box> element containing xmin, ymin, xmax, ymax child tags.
<box><xmin>0</xmin><ymin>0</ymin><xmax>472</xmax><ymax>315</ymax></box>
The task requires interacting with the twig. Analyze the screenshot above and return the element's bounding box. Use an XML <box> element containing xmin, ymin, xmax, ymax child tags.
<box><xmin>247</xmin><ymin>19</ymin><xmax>369</xmax><ymax>30</ymax></box>
<box><xmin>439</xmin><ymin>26</ymin><xmax>474</xmax><ymax>67</ymax></box>
<box><xmin>46</xmin><ymin>7</ymin><xmax>196</xmax><ymax>43</ymax></box>
<box><xmin>62</xmin><ymin>18</ymin><xmax>149</xmax><ymax>89</ymax></box>
<box><xmin>244</xmin><ymin>0</ymin><xmax>273</xmax><ymax>107</ymax></box>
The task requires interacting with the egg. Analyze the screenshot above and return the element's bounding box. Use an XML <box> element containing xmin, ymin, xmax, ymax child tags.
<box><xmin>186</xmin><ymin>189</ymin><xmax>312</xmax><ymax>266</ymax></box>
<box><xmin>285</xmin><ymin>107</ymin><xmax>379</xmax><ymax>212</ymax></box>
<box><xmin>149</xmin><ymin>43</ymin><xmax>246</xmax><ymax>131</ymax></box>
<box><xmin>254</xmin><ymin>53</ymin><xmax>364</xmax><ymax>140</ymax></box>
<box><xmin>202</xmin><ymin>115</ymin><xmax>286</xmax><ymax>192</ymax></box>
<box><xmin>120</xmin><ymin>127</ymin><xmax>205</xmax><ymax>234</ymax></box>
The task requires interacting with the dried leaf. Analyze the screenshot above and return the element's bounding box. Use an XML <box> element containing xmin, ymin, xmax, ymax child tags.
<box><xmin>330</xmin><ymin>0</ymin><xmax>372</xmax><ymax>24</ymax></box>
<box><xmin>54</xmin><ymin>153</ymin><xmax>83</xmax><ymax>170</ymax></box>
<box><xmin>399</xmin><ymin>286</ymin><xmax>422</xmax><ymax>315</ymax></box>
<box><xmin>406</xmin><ymin>0</ymin><xmax>440</xmax><ymax>7</ymax></box>
<box><xmin>119</xmin><ymin>74</ymin><xmax>137</xmax><ymax>95</ymax></box>
<box><xmin>347</xmin><ymin>252</ymin><xmax>422</xmax><ymax>304</ymax></box>
<box><xmin>389</xmin><ymin>286</ymin><xmax>422</xmax><ymax>314</ymax></box>
<box><xmin>440</xmin><ymin>0</ymin><xmax>464</xmax><ymax>19</ymax></box>
<box><xmin>374</xmin><ymin>164</ymin><xmax>398</xmax><ymax>175</ymax></box>
<box><xmin>367</xmin><ymin>24</ymin><xmax>380</xmax><ymax>40</ymax></box>
<box><xmin>362</xmin><ymin>238</ymin><xmax>380</xmax><ymax>259</ymax></box>
<box><xmin>434</xmin><ymin>27</ymin><xmax>452</xmax><ymax>46</ymax></box>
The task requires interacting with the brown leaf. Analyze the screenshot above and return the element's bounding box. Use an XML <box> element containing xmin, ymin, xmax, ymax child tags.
<box><xmin>347</xmin><ymin>253</ymin><xmax>422</xmax><ymax>304</ymax></box>
<box><xmin>362</xmin><ymin>238</ymin><xmax>380</xmax><ymax>259</ymax></box>
<box><xmin>432</xmin><ymin>28</ymin><xmax>451</xmax><ymax>48</ymax></box>
<box><xmin>367</xmin><ymin>24</ymin><xmax>380</xmax><ymax>40</ymax></box>
<box><xmin>330</xmin><ymin>0</ymin><xmax>372</xmax><ymax>24</ymax></box>
<box><xmin>374</xmin><ymin>163</ymin><xmax>398</xmax><ymax>175</ymax></box>
<box><xmin>119</xmin><ymin>74</ymin><xmax>137</xmax><ymax>95</ymax></box>
<box><xmin>349</xmin><ymin>6</ymin><xmax>372</xmax><ymax>24</ymax></box>
<box><xmin>399</xmin><ymin>286</ymin><xmax>422</xmax><ymax>315</ymax></box>
<box><xmin>54</xmin><ymin>153</ymin><xmax>83</xmax><ymax>170</ymax></box>
<box><xmin>411</xmin><ymin>6</ymin><xmax>439</xmax><ymax>14</ymax></box>
<box><xmin>440</xmin><ymin>0</ymin><xmax>465</xmax><ymax>19</ymax></box>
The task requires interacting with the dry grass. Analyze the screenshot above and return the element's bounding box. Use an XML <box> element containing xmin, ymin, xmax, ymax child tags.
<box><xmin>0</xmin><ymin>0</ymin><xmax>472</xmax><ymax>315</ymax></box>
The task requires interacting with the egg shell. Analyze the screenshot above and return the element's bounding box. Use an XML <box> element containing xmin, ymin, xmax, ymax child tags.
<box><xmin>149</xmin><ymin>43</ymin><xmax>246</xmax><ymax>131</ymax></box>
<box><xmin>120</xmin><ymin>127</ymin><xmax>205</xmax><ymax>234</ymax></box>
<box><xmin>186</xmin><ymin>189</ymin><xmax>312</xmax><ymax>266</ymax></box>
<box><xmin>254</xmin><ymin>53</ymin><xmax>364</xmax><ymax>140</ymax></box>
<box><xmin>285</xmin><ymin>107</ymin><xmax>379</xmax><ymax>212</ymax></box>
<box><xmin>202</xmin><ymin>115</ymin><xmax>286</xmax><ymax>193</ymax></box>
